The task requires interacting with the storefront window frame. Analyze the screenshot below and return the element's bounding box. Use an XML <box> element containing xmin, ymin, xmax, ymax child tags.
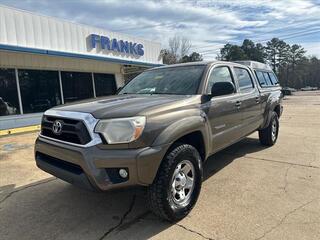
<box><xmin>0</xmin><ymin>68</ymin><xmax>118</xmax><ymax>117</ymax></box>
<box><xmin>18</xmin><ymin>69</ymin><xmax>62</xmax><ymax>114</ymax></box>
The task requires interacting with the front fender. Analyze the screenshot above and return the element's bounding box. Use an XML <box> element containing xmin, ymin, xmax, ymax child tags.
<box><xmin>152</xmin><ymin>115</ymin><xmax>210</xmax><ymax>155</ymax></box>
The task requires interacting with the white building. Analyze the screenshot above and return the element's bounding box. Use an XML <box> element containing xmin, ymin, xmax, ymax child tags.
<box><xmin>0</xmin><ymin>5</ymin><xmax>162</xmax><ymax>130</ymax></box>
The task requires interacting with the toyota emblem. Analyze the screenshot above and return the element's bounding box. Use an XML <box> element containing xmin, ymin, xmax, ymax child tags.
<box><xmin>52</xmin><ymin>120</ymin><xmax>63</xmax><ymax>135</ymax></box>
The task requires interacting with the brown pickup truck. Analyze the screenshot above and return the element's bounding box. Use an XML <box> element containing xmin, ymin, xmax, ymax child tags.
<box><xmin>35</xmin><ymin>60</ymin><xmax>283</xmax><ymax>221</ymax></box>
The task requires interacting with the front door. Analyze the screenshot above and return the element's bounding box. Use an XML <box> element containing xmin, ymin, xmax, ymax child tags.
<box><xmin>204</xmin><ymin>65</ymin><xmax>243</xmax><ymax>153</ymax></box>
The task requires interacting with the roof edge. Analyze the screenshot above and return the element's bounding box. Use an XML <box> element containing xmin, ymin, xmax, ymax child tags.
<box><xmin>0</xmin><ymin>44</ymin><xmax>163</xmax><ymax>67</ymax></box>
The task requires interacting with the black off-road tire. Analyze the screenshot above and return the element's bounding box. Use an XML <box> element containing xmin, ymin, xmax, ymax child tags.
<box><xmin>259</xmin><ymin>112</ymin><xmax>279</xmax><ymax>146</ymax></box>
<box><xmin>147</xmin><ymin>143</ymin><xmax>203</xmax><ymax>222</ymax></box>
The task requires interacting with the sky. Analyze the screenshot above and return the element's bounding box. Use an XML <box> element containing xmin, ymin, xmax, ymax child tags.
<box><xmin>1</xmin><ymin>0</ymin><xmax>319</xmax><ymax>59</ymax></box>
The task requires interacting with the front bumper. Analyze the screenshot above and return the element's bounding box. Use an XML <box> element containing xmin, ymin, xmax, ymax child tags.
<box><xmin>35</xmin><ymin>136</ymin><xmax>170</xmax><ymax>191</ymax></box>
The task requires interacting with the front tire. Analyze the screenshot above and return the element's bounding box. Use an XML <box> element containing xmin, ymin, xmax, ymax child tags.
<box><xmin>259</xmin><ymin>112</ymin><xmax>279</xmax><ymax>146</ymax></box>
<box><xmin>147</xmin><ymin>143</ymin><xmax>202</xmax><ymax>222</ymax></box>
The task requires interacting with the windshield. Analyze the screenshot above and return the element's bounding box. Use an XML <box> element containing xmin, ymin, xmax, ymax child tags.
<box><xmin>119</xmin><ymin>65</ymin><xmax>206</xmax><ymax>95</ymax></box>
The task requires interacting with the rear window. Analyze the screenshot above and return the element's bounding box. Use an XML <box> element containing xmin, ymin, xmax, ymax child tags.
<box><xmin>234</xmin><ymin>67</ymin><xmax>254</xmax><ymax>91</ymax></box>
<box><xmin>255</xmin><ymin>71</ymin><xmax>267</xmax><ymax>86</ymax></box>
<box><xmin>263</xmin><ymin>72</ymin><xmax>273</xmax><ymax>85</ymax></box>
<box><xmin>255</xmin><ymin>70</ymin><xmax>277</xmax><ymax>87</ymax></box>
<box><xmin>268</xmin><ymin>72</ymin><xmax>279</xmax><ymax>85</ymax></box>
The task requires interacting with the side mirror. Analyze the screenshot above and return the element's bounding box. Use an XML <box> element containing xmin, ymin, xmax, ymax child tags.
<box><xmin>211</xmin><ymin>82</ymin><xmax>235</xmax><ymax>97</ymax></box>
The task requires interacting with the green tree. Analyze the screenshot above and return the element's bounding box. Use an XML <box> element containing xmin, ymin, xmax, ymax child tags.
<box><xmin>252</xmin><ymin>43</ymin><xmax>266</xmax><ymax>63</ymax></box>
<box><xmin>180</xmin><ymin>52</ymin><xmax>203</xmax><ymax>63</ymax></box>
<box><xmin>266</xmin><ymin>38</ymin><xmax>290</xmax><ymax>73</ymax></box>
<box><xmin>287</xmin><ymin>44</ymin><xmax>306</xmax><ymax>87</ymax></box>
<box><xmin>242</xmin><ymin>40</ymin><xmax>266</xmax><ymax>62</ymax></box>
<box><xmin>218</xmin><ymin>37</ymin><xmax>318</xmax><ymax>88</ymax></box>
<box><xmin>219</xmin><ymin>40</ymin><xmax>266</xmax><ymax>62</ymax></box>
<box><xmin>288</xmin><ymin>44</ymin><xmax>306</xmax><ymax>70</ymax></box>
<box><xmin>220</xmin><ymin>44</ymin><xmax>247</xmax><ymax>61</ymax></box>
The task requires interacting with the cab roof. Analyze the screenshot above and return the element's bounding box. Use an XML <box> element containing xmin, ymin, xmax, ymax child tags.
<box><xmin>150</xmin><ymin>60</ymin><xmax>251</xmax><ymax>70</ymax></box>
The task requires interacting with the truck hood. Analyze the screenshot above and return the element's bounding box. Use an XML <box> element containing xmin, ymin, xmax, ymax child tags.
<box><xmin>52</xmin><ymin>94</ymin><xmax>200</xmax><ymax>119</ymax></box>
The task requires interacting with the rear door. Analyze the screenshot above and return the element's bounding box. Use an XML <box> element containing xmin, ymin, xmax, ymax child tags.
<box><xmin>232</xmin><ymin>67</ymin><xmax>263</xmax><ymax>137</ymax></box>
<box><xmin>205</xmin><ymin>65</ymin><xmax>243</xmax><ymax>152</ymax></box>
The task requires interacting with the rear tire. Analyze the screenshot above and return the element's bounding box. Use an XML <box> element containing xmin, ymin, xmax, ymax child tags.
<box><xmin>259</xmin><ymin>112</ymin><xmax>279</xmax><ymax>146</ymax></box>
<box><xmin>147</xmin><ymin>143</ymin><xmax>202</xmax><ymax>222</ymax></box>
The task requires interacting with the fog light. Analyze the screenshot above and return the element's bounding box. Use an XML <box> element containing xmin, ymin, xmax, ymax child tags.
<box><xmin>119</xmin><ymin>169</ymin><xmax>128</xmax><ymax>178</ymax></box>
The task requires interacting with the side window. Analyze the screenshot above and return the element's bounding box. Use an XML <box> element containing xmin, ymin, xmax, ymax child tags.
<box><xmin>234</xmin><ymin>67</ymin><xmax>254</xmax><ymax>91</ymax></box>
<box><xmin>206</xmin><ymin>66</ymin><xmax>234</xmax><ymax>94</ymax></box>
<box><xmin>255</xmin><ymin>71</ymin><xmax>267</xmax><ymax>87</ymax></box>
<box><xmin>263</xmin><ymin>72</ymin><xmax>273</xmax><ymax>86</ymax></box>
<box><xmin>268</xmin><ymin>72</ymin><xmax>279</xmax><ymax>85</ymax></box>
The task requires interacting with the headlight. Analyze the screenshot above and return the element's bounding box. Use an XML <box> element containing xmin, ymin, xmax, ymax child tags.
<box><xmin>94</xmin><ymin>116</ymin><xmax>146</xmax><ymax>144</ymax></box>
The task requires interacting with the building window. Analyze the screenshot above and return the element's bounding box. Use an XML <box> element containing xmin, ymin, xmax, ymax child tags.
<box><xmin>61</xmin><ymin>71</ymin><xmax>93</xmax><ymax>103</ymax></box>
<box><xmin>0</xmin><ymin>68</ymin><xmax>20</xmax><ymax>116</ymax></box>
<box><xmin>94</xmin><ymin>73</ymin><xmax>117</xmax><ymax>97</ymax></box>
<box><xmin>18</xmin><ymin>69</ymin><xmax>62</xmax><ymax>114</ymax></box>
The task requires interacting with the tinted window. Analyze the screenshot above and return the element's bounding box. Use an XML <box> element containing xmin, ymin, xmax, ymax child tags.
<box><xmin>0</xmin><ymin>68</ymin><xmax>20</xmax><ymax>116</ymax></box>
<box><xmin>255</xmin><ymin>71</ymin><xmax>267</xmax><ymax>87</ymax></box>
<box><xmin>61</xmin><ymin>72</ymin><xmax>93</xmax><ymax>103</ymax></box>
<box><xmin>94</xmin><ymin>73</ymin><xmax>117</xmax><ymax>97</ymax></box>
<box><xmin>268</xmin><ymin>72</ymin><xmax>279</xmax><ymax>85</ymax></box>
<box><xmin>207</xmin><ymin>66</ymin><xmax>233</xmax><ymax>94</ymax></box>
<box><xmin>234</xmin><ymin>67</ymin><xmax>254</xmax><ymax>91</ymax></box>
<box><xmin>119</xmin><ymin>66</ymin><xmax>205</xmax><ymax>95</ymax></box>
<box><xmin>263</xmin><ymin>72</ymin><xmax>273</xmax><ymax>85</ymax></box>
<box><xmin>19</xmin><ymin>70</ymin><xmax>61</xmax><ymax>114</ymax></box>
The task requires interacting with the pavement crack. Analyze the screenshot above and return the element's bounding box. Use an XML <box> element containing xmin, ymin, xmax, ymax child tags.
<box><xmin>117</xmin><ymin>211</ymin><xmax>150</xmax><ymax>231</ymax></box>
<box><xmin>255</xmin><ymin>198</ymin><xmax>319</xmax><ymax>240</ymax></box>
<box><xmin>283</xmin><ymin>165</ymin><xmax>293</xmax><ymax>193</ymax></box>
<box><xmin>176</xmin><ymin>223</ymin><xmax>215</xmax><ymax>240</ymax></box>
<box><xmin>0</xmin><ymin>178</ymin><xmax>57</xmax><ymax>205</ymax></box>
<box><xmin>242</xmin><ymin>155</ymin><xmax>320</xmax><ymax>169</ymax></box>
<box><xmin>98</xmin><ymin>194</ymin><xmax>136</xmax><ymax>240</ymax></box>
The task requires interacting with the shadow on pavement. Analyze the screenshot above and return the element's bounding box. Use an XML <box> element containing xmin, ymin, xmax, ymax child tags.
<box><xmin>0</xmin><ymin>136</ymin><xmax>265</xmax><ymax>240</ymax></box>
<box><xmin>203</xmin><ymin>136</ymin><xmax>265</xmax><ymax>181</ymax></box>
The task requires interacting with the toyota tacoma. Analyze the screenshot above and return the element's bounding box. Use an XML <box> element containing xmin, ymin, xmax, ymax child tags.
<box><xmin>35</xmin><ymin>60</ymin><xmax>283</xmax><ymax>221</ymax></box>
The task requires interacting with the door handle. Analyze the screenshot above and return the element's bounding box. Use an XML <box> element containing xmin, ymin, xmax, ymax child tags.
<box><xmin>255</xmin><ymin>97</ymin><xmax>260</xmax><ymax>103</ymax></box>
<box><xmin>235</xmin><ymin>101</ymin><xmax>242</xmax><ymax>108</ymax></box>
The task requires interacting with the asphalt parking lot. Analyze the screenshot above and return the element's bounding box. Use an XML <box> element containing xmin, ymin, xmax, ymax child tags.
<box><xmin>1</xmin><ymin>91</ymin><xmax>320</xmax><ymax>240</ymax></box>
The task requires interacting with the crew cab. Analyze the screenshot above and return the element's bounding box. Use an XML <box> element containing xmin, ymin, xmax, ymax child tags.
<box><xmin>35</xmin><ymin>61</ymin><xmax>283</xmax><ymax>221</ymax></box>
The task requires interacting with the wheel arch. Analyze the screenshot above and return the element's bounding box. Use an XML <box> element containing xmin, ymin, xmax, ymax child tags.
<box><xmin>169</xmin><ymin>130</ymin><xmax>206</xmax><ymax>162</ymax></box>
<box><xmin>152</xmin><ymin>115</ymin><xmax>209</xmax><ymax>161</ymax></box>
<box><xmin>261</xmin><ymin>102</ymin><xmax>282</xmax><ymax>130</ymax></box>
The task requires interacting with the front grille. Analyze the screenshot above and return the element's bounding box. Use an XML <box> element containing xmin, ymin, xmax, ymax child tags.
<box><xmin>41</xmin><ymin>115</ymin><xmax>91</xmax><ymax>145</ymax></box>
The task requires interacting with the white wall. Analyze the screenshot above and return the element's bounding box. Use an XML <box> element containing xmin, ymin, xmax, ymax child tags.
<box><xmin>0</xmin><ymin>5</ymin><xmax>162</xmax><ymax>65</ymax></box>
